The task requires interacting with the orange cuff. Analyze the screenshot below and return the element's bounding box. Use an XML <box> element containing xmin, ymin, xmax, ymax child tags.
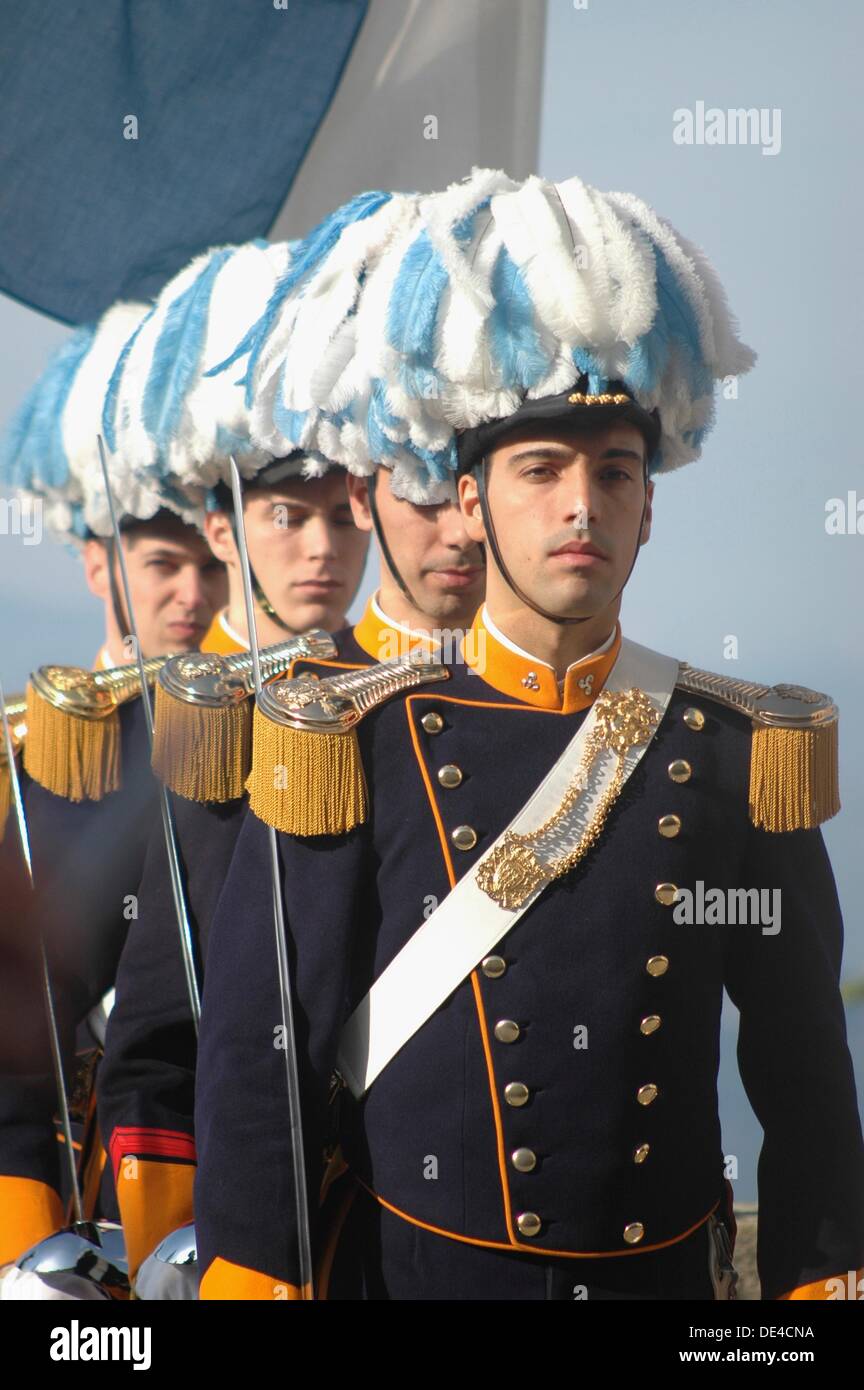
<box><xmin>0</xmin><ymin>1176</ymin><xmax>64</xmax><ymax>1265</ymax></box>
<box><xmin>200</xmin><ymin>1255</ymin><xmax>311</xmax><ymax>1300</ymax></box>
<box><xmin>115</xmin><ymin>1157</ymin><xmax>196</xmax><ymax>1280</ymax></box>
<box><xmin>778</xmin><ymin>1267</ymin><xmax>864</xmax><ymax>1300</ymax></box>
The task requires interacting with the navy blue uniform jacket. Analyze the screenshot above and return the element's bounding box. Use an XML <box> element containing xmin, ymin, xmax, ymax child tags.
<box><xmin>97</xmin><ymin>625</ymin><xmax>372</xmax><ymax>1275</ymax></box>
<box><xmin>193</xmin><ymin>640</ymin><xmax>864</xmax><ymax>1300</ymax></box>
<box><xmin>0</xmin><ymin>696</ymin><xmax>154</xmax><ymax>1259</ymax></box>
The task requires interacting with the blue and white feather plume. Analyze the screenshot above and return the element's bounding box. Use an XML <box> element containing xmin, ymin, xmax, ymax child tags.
<box><xmin>0</xmin><ymin>303</ymin><xmax>152</xmax><ymax>544</ymax></box>
<box><xmin>230</xmin><ymin>168</ymin><xmax>756</xmax><ymax>503</ymax></box>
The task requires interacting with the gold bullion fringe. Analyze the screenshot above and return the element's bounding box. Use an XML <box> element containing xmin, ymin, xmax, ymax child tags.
<box><xmin>749</xmin><ymin>721</ymin><xmax>840</xmax><ymax>832</ymax></box>
<box><xmin>23</xmin><ymin>683</ymin><xmax>121</xmax><ymax>802</ymax></box>
<box><xmin>247</xmin><ymin>705</ymin><xmax>367</xmax><ymax>836</ymax></box>
<box><xmin>152</xmin><ymin>683</ymin><xmax>252</xmax><ymax>803</ymax></box>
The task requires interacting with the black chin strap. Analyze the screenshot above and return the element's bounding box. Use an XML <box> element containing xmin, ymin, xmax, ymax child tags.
<box><xmin>227</xmin><ymin>513</ymin><xmax>293</xmax><ymax>634</ymax></box>
<box><xmin>104</xmin><ymin>538</ymin><xmax>131</xmax><ymax>645</ymax></box>
<box><xmin>476</xmin><ymin>455</ymin><xmax>650</xmax><ymax>627</ymax></box>
<box><xmin>366</xmin><ymin>472</ymin><xmax>417</xmax><ymax>608</ymax></box>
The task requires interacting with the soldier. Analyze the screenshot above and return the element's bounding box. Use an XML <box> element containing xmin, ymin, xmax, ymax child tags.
<box><xmin>98</xmin><ymin>467</ymin><xmax>485</xmax><ymax>1292</ymax></box>
<box><xmin>97</xmin><ymin>475</ymin><xmax>483</xmax><ymax>1289</ymax></box>
<box><xmin>191</xmin><ymin>169</ymin><xmax>864</xmax><ymax>1301</ymax></box>
<box><xmin>0</xmin><ymin>306</ymin><xmax>227</xmax><ymax>1279</ymax></box>
<box><xmin>96</xmin><ymin>221</ymin><xmax>484</xmax><ymax>1292</ymax></box>
<box><xmin>199</xmin><ymin>463</ymin><xmax>365</xmax><ymax>656</ymax></box>
<box><xmin>82</xmin><ymin>500</ymin><xmax>225</xmax><ymax>669</ymax></box>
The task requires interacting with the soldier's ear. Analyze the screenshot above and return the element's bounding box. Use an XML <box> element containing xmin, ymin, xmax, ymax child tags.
<box><xmin>344</xmin><ymin>473</ymin><xmax>374</xmax><ymax>532</ymax></box>
<box><xmin>639</xmin><ymin>480</ymin><xmax>655</xmax><ymax>546</ymax></box>
<box><xmin>203</xmin><ymin>509</ymin><xmax>238</xmax><ymax>565</ymax></box>
<box><xmin>458</xmin><ymin>472</ymin><xmax>486</xmax><ymax>543</ymax></box>
<box><xmin>82</xmin><ymin>538</ymin><xmax>110</xmax><ymax>600</ymax></box>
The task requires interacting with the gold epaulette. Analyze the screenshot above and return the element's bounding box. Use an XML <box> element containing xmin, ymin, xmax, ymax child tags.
<box><xmin>0</xmin><ymin>694</ymin><xmax>27</xmax><ymax>841</ymax></box>
<box><xmin>23</xmin><ymin>656</ymin><xmax>169</xmax><ymax>802</ymax></box>
<box><xmin>151</xmin><ymin>631</ymin><xmax>338</xmax><ymax>804</ymax></box>
<box><xmin>676</xmin><ymin>664</ymin><xmax>839</xmax><ymax>832</ymax></box>
<box><xmin>248</xmin><ymin>654</ymin><xmax>449</xmax><ymax>836</ymax></box>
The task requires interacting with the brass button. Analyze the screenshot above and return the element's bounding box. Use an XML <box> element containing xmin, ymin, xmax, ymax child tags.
<box><xmin>633</xmin><ymin>1143</ymin><xmax>651</xmax><ymax>1164</ymax></box>
<box><xmin>683</xmin><ymin>706</ymin><xmax>705</xmax><ymax>731</ymax></box>
<box><xmin>421</xmin><ymin>711</ymin><xmax>444</xmax><ymax>734</ymax></box>
<box><xmin>504</xmin><ymin>1081</ymin><xmax>530</xmax><ymax>1108</ymax></box>
<box><xmin>637</xmin><ymin>1083</ymin><xmax>659</xmax><ymax>1106</ymax></box>
<box><xmin>481</xmin><ymin>955</ymin><xmax>507</xmax><ymax>979</ymax></box>
<box><xmin>646</xmin><ymin>954</ymin><xmax>669</xmax><ymax>977</ymax></box>
<box><xmin>494</xmin><ymin>1019</ymin><xmax>520</xmax><ymax>1044</ymax></box>
<box><xmin>654</xmin><ymin>882</ymin><xmax>679</xmax><ymax>907</ymax></box>
<box><xmin>668</xmin><ymin>759</ymin><xmax>692</xmax><ymax>783</ymax></box>
<box><xmin>511</xmin><ymin>1147</ymin><xmax>537</xmax><ymax>1173</ymax></box>
<box><xmin>623</xmin><ymin>1221</ymin><xmax>645</xmax><ymax>1245</ymax></box>
<box><xmin>658</xmin><ymin>813</ymin><xmax>681</xmax><ymax>838</ymax></box>
<box><xmin>451</xmin><ymin>825</ymin><xmax>477</xmax><ymax>851</ymax></box>
<box><xmin>640</xmin><ymin>1015</ymin><xmax>661</xmax><ymax>1036</ymax></box>
<box><xmin>516</xmin><ymin>1211</ymin><xmax>541</xmax><ymax>1237</ymax></box>
<box><xmin>437</xmin><ymin>764</ymin><xmax>463</xmax><ymax>789</ymax></box>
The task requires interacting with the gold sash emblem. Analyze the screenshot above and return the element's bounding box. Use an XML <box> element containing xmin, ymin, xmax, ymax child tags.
<box><xmin>476</xmin><ymin>687</ymin><xmax>659</xmax><ymax>910</ymax></box>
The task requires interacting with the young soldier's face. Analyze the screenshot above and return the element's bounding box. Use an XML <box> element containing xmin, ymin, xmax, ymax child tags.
<box><xmin>459</xmin><ymin>420</ymin><xmax>654</xmax><ymax>623</ymax></box>
<box><xmin>346</xmin><ymin>468</ymin><xmax>485</xmax><ymax>625</ymax></box>
<box><xmin>84</xmin><ymin>522</ymin><xmax>227</xmax><ymax>658</ymax></box>
<box><xmin>206</xmin><ymin>471</ymin><xmax>368</xmax><ymax>633</ymax></box>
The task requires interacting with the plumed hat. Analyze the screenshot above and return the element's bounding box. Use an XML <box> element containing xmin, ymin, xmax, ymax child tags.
<box><xmin>229</xmin><ymin>168</ymin><xmax>755</xmax><ymax>503</ymax></box>
<box><xmin>0</xmin><ymin>303</ymin><xmax>159</xmax><ymax>544</ymax></box>
<box><xmin>107</xmin><ymin>239</ymin><xmax>336</xmax><ymax>514</ymax></box>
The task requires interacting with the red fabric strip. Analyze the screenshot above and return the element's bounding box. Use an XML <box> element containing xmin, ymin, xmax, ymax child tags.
<box><xmin>109</xmin><ymin>1126</ymin><xmax>197</xmax><ymax>1178</ymax></box>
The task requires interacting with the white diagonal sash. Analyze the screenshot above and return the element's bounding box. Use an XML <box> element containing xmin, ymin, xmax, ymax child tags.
<box><xmin>337</xmin><ymin>639</ymin><xmax>681</xmax><ymax>1098</ymax></box>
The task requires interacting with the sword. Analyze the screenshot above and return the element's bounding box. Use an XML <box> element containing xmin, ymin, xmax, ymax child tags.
<box><xmin>96</xmin><ymin>435</ymin><xmax>201</xmax><ymax>1028</ymax></box>
<box><xmin>0</xmin><ymin>680</ymin><xmax>83</xmax><ymax>1224</ymax></box>
<box><xmin>228</xmin><ymin>455</ymin><xmax>314</xmax><ymax>1300</ymax></box>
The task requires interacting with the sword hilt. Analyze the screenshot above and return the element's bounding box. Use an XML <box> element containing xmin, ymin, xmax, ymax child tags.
<box><xmin>257</xmin><ymin>652</ymin><xmax>449</xmax><ymax>734</ymax></box>
<box><xmin>29</xmin><ymin>654</ymin><xmax>171</xmax><ymax>719</ymax></box>
<box><xmin>157</xmin><ymin>631</ymin><xmax>338</xmax><ymax>708</ymax></box>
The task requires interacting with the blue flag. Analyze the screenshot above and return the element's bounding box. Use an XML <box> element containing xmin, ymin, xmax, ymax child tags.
<box><xmin>0</xmin><ymin>0</ymin><xmax>368</xmax><ymax>324</ymax></box>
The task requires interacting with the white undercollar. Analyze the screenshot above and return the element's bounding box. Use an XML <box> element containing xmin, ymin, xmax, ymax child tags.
<box><xmin>371</xmin><ymin>591</ymin><xmax>440</xmax><ymax>648</ymax></box>
<box><xmin>222</xmin><ymin>595</ymin><xmax>437</xmax><ymax>655</ymax></box>
<box><xmin>481</xmin><ymin>605</ymin><xmax>616</xmax><ymax>688</ymax></box>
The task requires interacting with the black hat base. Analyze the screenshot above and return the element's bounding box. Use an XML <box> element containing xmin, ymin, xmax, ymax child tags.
<box><xmin>456</xmin><ymin>380</ymin><xmax>660</xmax><ymax>477</ymax></box>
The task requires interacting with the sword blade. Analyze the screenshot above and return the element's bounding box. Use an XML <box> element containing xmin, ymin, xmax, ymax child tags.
<box><xmin>228</xmin><ymin>456</ymin><xmax>314</xmax><ymax>1299</ymax></box>
<box><xmin>96</xmin><ymin>435</ymin><xmax>201</xmax><ymax>1027</ymax></box>
<box><xmin>0</xmin><ymin>679</ymin><xmax>83</xmax><ymax>1223</ymax></box>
